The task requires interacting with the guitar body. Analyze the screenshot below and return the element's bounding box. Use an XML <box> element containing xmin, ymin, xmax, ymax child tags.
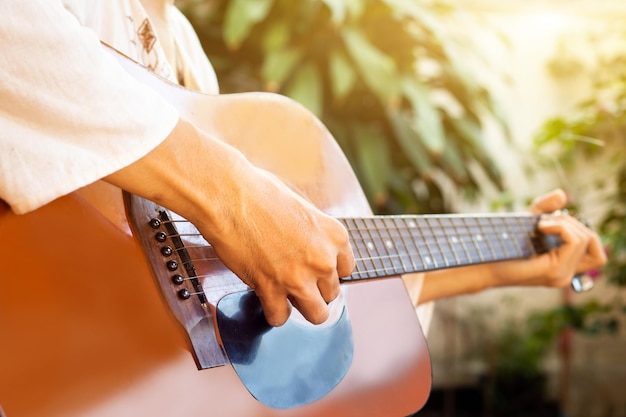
<box><xmin>0</xmin><ymin>50</ymin><xmax>431</xmax><ymax>417</ymax></box>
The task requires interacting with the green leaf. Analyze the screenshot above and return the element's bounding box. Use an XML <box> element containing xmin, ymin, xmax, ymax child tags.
<box><xmin>440</xmin><ymin>140</ymin><xmax>468</xmax><ymax>183</ymax></box>
<box><xmin>261</xmin><ymin>48</ymin><xmax>302</xmax><ymax>89</ymax></box>
<box><xmin>224</xmin><ymin>0</ymin><xmax>274</xmax><ymax>49</ymax></box>
<box><xmin>342</xmin><ymin>28</ymin><xmax>398</xmax><ymax>102</ymax></box>
<box><xmin>401</xmin><ymin>78</ymin><xmax>446</xmax><ymax>155</ymax></box>
<box><xmin>387</xmin><ymin>110</ymin><xmax>433</xmax><ymax>174</ymax></box>
<box><xmin>329</xmin><ymin>49</ymin><xmax>356</xmax><ymax>99</ymax></box>
<box><xmin>353</xmin><ymin>124</ymin><xmax>392</xmax><ymax>204</ymax></box>
<box><xmin>284</xmin><ymin>63</ymin><xmax>323</xmax><ymax>116</ymax></box>
<box><xmin>451</xmin><ymin>117</ymin><xmax>489</xmax><ymax>159</ymax></box>
<box><xmin>262</xmin><ymin>21</ymin><xmax>291</xmax><ymax>53</ymax></box>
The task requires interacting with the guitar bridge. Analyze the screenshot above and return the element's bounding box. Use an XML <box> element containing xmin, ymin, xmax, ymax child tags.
<box><xmin>124</xmin><ymin>192</ymin><xmax>229</xmax><ymax>369</ymax></box>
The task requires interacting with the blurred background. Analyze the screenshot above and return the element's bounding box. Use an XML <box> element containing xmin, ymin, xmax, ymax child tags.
<box><xmin>177</xmin><ymin>0</ymin><xmax>626</xmax><ymax>415</ymax></box>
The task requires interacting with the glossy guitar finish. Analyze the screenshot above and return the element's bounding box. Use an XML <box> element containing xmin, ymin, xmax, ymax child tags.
<box><xmin>0</xmin><ymin>195</ymin><xmax>430</xmax><ymax>417</ymax></box>
<box><xmin>0</xmin><ymin>49</ymin><xmax>432</xmax><ymax>416</ymax></box>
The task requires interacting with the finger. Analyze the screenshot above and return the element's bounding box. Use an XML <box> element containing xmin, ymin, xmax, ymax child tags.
<box><xmin>538</xmin><ymin>216</ymin><xmax>588</xmax><ymax>274</ymax></box>
<box><xmin>529</xmin><ymin>189</ymin><xmax>568</xmax><ymax>214</ymax></box>
<box><xmin>255</xmin><ymin>288</ymin><xmax>292</xmax><ymax>327</ymax></box>
<box><xmin>317</xmin><ymin>267</ymin><xmax>340</xmax><ymax>304</ymax></box>
<box><xmin>289</xmin><ymin>289</ymin><xmax>330</xmax><ymax>325</ymax></box>
<box><xmin>336</xmin><ymin>240</ymin><xmax>356</xmax><ymax>279</ymax></box>
<box><xmin>538</xmin><ymin>214</ymin><xmax>587</xmax><ymax>246</ymax></box>
<box><xmin>577</xmin><ymin>230</ymin><xmax>607</xmax><ymax>272</ymax></box>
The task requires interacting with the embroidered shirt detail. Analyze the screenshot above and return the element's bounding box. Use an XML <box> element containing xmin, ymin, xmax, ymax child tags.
<box><xmin>137</xmin><ymin>18</ymin><xmax>156</xmax><ymax>53</ymax></box>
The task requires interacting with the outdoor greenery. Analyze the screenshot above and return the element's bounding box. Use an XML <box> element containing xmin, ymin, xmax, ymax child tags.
<box><xmin>530</xmin><ymin>26</ymin><xmax>626</xmax><ymax>409</ymax></box>
<box><xmin>534</xmin><ymin>24</ymin><xmax>626</xmax><ymax>290</ymax></box>
<box><xmin>177</xmin><ymin>0</ymin><xmax>509</xmax><ymax>214</ymax></box>
<box><xmin>449</xmin><ymin>297</ymin><xmax>618</xmax><ymax>416</ymax></box>
<box><xmin>484</xmin><ymin>301</ymin><xmax>616</xmax><ymax>379</ymax></box>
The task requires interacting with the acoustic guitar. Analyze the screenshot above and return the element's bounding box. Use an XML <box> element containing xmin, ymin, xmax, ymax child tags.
<box><xmin>0</xmin><ymin>48</ymin><xmax>557</xmax><ymax>417</ymax></box>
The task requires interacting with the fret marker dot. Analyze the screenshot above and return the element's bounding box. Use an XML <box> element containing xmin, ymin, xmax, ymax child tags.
<box><xmin>425</xmin><ymin>256</ymin><xmax>432</xmax><ymax>265</ymax></box>
<box><xmin>502</xmin><ymin>232</ymin><xmax>509</xmax><ymax>239</ymax></box>
<box><xmin>385</xmin><ymin>240</ymin><xmax>394</xmax><ymax>249</ymax></box>
<box><xmin>367</xmin><ymin>242</ymin><xmax>375</xmax><ymax>251</ymax></box>
<box><xmin>451</xmin><ymin>236</ymin><xmax>459</xmax><ymax>244</ymax></box>
<box><xmin>408</xmin><ymin>221</ymin><xmax>416</xmax><ymax>228</ymax></box>
<box><xmin>476</xmin><ymin>234</ymin><xmax>483</xmax><ymax>241</ymax></box>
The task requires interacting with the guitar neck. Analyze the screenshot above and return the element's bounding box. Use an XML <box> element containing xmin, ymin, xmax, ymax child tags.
<box><xmin>340</xmin><ymin>213</ymin><xmax>546</xmax><ymax>281</ymax></box>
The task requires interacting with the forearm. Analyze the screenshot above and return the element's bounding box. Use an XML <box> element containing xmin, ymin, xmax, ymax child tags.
<box><xmin>417</xmin><ymin>264</ymin><xmax>497</xmax><ymax>304</ymax></box>
<box><xmin>104</xmin><ymin>118</ymin><xmax>249</xmax><ymax>240</ymax></box>
<box><xmin>416</xmin><ymin>257</ymin><xmax>568</xmax><ymax>304</ymax></box>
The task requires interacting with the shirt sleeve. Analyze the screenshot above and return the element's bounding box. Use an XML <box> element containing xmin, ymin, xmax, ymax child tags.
<box><xmin>170</xmin><ymin>6</ymin><xmax>220</xmax><ymax>94</ymax></box>
<box><xmin>0</xmin><ymin>0</ymin><xmax>179</xmax><ymax>214</ymax></box>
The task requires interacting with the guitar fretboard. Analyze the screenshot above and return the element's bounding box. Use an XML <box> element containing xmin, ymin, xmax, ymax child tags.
<box><xmin>340</xmin><ymin>214</ymin><xmax>543</xmax><ymax>281</ymax></box>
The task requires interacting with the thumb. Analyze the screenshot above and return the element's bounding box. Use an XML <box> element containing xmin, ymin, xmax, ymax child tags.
<box><xmin>529</xmin><ymin>189</ymin><xmax>568</xmax><ymax>214</ymax></box>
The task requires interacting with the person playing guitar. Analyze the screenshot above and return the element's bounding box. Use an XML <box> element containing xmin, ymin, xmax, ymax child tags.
<box><xmin>0</xmin><ymin>1</ymin><xmax>606</xmax><ymax>416</ymax></box>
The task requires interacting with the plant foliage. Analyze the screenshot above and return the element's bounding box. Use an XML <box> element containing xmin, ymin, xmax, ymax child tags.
<box><xmin>178</xmin><ymin>0</ymin><xmax>508</xmax><ymax>214</ymax></box>
<box><xmin>534</xmin><ymin>26</ymin><xmax>626</xmax><ymax>288</ymax></box>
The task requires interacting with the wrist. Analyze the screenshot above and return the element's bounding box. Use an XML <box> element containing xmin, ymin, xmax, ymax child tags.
<box><xmin>104</xmin><ymin>118</ymin><xmax>251</xmax><ymax>241</ymax></box>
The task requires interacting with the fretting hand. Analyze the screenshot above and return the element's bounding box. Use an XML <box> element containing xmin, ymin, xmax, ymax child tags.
<box><xmin>489</xmin><ymin>189</ymin><xmax>607</xmax><ymax>289</ymax></box>
<box><xmin>412</xmin><ymin>189</ymin><xmax>607</xmax><ymax>305</ymax></box>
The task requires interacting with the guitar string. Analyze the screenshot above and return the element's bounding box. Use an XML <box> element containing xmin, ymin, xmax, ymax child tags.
<box><xmin>155</xmin><ymin>221</ymin><xmax>540</xmax><ymax>297</ymax></box>
<box><xmin>168</xmin><ymin>231</ymin><xmax>532</xmax><ymax>263</ymax></box>
<box><xmin>176</xmin><ymin>235</ymin><xmax>525</xmax><ymax>262</ymax></box>
<box><xmin>160</xmin><ymin>217</ymin><xmax>538</xmax><ymax>233</ymax></box>
<box><xmin>163</xmin><ymin>242</ymin><xmax>535</xmax><ymax>281</ymax></box>
<box><xmin>160</xmin><ymin>226</ymin><xmax>535</xmax><ymax>261</ymax></box>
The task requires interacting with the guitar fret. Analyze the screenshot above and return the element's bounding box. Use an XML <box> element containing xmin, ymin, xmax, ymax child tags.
<box><xmin>342</xmin><ymin>213</ymin><xmax>545</xmax><ymax>282</ymax></box>
<box><xmin>521</xmin><ymin>217</ymin><xmax>538</xmax><ymax>257</ymax></box>
<box><xmin>437</xmin><ymin>217</ymin><xmax>461</xmax><ymax>268</ymax></box>
<box><xmin>400</xmin><ymin>218</ymin><xmax>425</xmax><ymax>271</ymax></box>
<box><xmin>510</xmin><ymin>218</ymin><xmax>531</xmax><ymax>258</ymax></box>
<box><xmin>448</xmin><ymin>218</ymin><xmax>471</xmax><ymax>265</ymax></box>
<box><xmin>395</xmin><ymin>217</ymin><xmax>417</xmax><ymax>273</ymax></box>
<box><xmin>356</xmin><ymin>218</ymin><xmax>378</xmax><ymax>278</ymax></box>
<box><xmin>481</xmin><ymin>218</ymin><xmax>498</xmax><ymax>261</ymax></box>
<box><xmin>363</xmin><ymin>218</ymin><xmax>383</xmax><ymax>276</ymax></box>
<box><xmin>342</xmin><ymin>219</ymin><xmax>368</xmax><ymax>279</ymax></box>
<box><xmin>376</xmin><ymin>218</ymin><xmax>398</xmax><ymax>275</ymax></box>
<box><xmin>447</xmin><ymin>217</ymin><xmax>468</xmax><ymax>265</ymax></box>
<box><xmin>503</xmin><ymin>219</ymin><xmax>523</xmax><ymax>258</ymax></box>
<box><xmin>468</xmin><ymin>219</ymin><xmax>486</xmax><ymax>262</ymax></box>
<box><xmin>366</xmin><ymin>218</ymin><xmax>393</xmax><ymax>276</ymax></box>
<box><xmin>381</xmin><ymin>217</ymin><xmax>405</xmax><ymax>275</ymax></box>
<box><xmin>415</xmin><ymin>218</ymin><xmax>438</xmax><ymax>270</ymax></box>
<box><xmin>439</xmin><ymin>217</ymin><xmax>460</xmax><ymax>266</ymax></box>
<box><xmin>432</xmin><ymin>218</ymin><xmax>448</xmax><ymax>269</ymax></box>
<box><xmin>462</xmin><ymin>217</ymin><xmax>483</xmax><ymax>263</ymax></box>
<box><xmin>490</xmin><ymin>217</ymin><xmax>511</xmax><ymax>259</ymax></box>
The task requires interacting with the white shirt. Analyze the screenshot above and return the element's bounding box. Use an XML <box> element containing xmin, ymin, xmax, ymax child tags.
<box><xmin>0</xmin><ymin>0</ymin><xmax>215</xmax><ymax>214</ymax></box>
